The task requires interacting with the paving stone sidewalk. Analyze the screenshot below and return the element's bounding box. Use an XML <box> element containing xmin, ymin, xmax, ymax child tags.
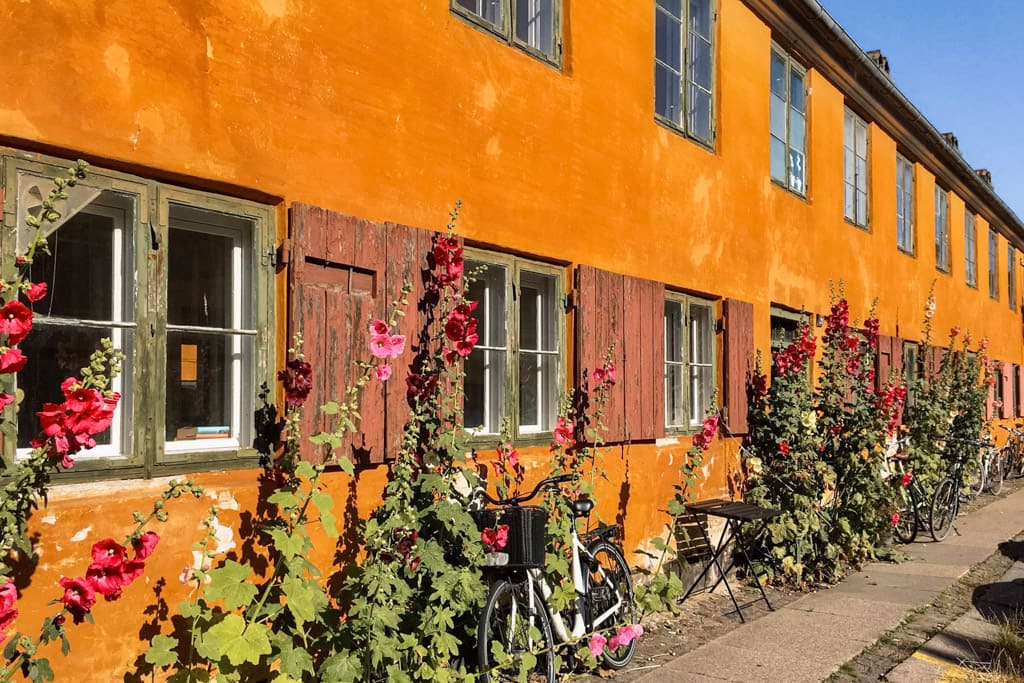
<box><xmin>632</xmin><ymin>486</ymin><xmax>1024</xmax><ymax>682</ymax></box>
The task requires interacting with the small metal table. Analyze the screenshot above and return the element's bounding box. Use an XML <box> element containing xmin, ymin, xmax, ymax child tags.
<box><xmin>679</xmin><ymin>498</ymin><xmax>781</xmax><ymax>622</ymax></box>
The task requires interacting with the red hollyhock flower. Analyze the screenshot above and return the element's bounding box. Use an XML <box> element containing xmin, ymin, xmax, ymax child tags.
<box><xmin>0</xmin><ymin>394</ymin><xmax>13</xmax><ymax>411</ymax></box>
<box><xmin>132</xmin><ymin>532</ymin><xmax>160</xmax><ymax>560</ymax></box>
<box><xmin>0</xmin><ymin>301</ymin><xmax>32</xmax><ymax>345</ymax></box>
<box><xmin>25</xmin><ymin>282</ymin><xmax>47</xmax><ymax>303</ymax></box>
<box><xmin>901</xmin><ymin>472</ymin><xmax>914</xmax><ymax>488</ymax></box>
<box><xmin>278</xmin><ymin>359</ymin><xmax>313</xmax><ymax>407</ymax></box>
<box><xmin>86</xmin><ymin>563</ymin><xmax>126</xmax><ymax>601</ymax></box>
<box><xmin>0</xmin><ymin>348</ymin><xmax>26</xmax><ymax>374</ymax></box>
<box><xmin>91</xmin><ymin>539</ymin><xmax>127</xmax><ymax>569</ymax></box>
<box><xmin>59</xmin><ymin>576</ymin><xmax>96</xmax><ymax>624</ymax></box>
<box><xmin>481</xmin><ymin>524</ymin><xmax>509</xmax><ymax>553</ymax></box>
<box><xmin>779</xmin><ymin>442</ymin><xmax>791</xmax><ymax>456</ymax></box>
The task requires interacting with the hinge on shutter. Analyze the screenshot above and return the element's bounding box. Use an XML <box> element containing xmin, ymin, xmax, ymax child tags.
<box><xmin>716</xmin><ymin>315</ymin><xmax>726</xmax><ymax>333</ymax></box>
<box><xmin>275</xmin><ymin>238</ymin><xmax>291</xmax><ymax>267</ymax></box>
<box><xmin>565</xmin><ymin>290</ymin><xmax>576</xmax><ymax>312</ymax></box>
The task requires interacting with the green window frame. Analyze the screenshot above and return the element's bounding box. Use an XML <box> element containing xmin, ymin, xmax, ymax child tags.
<box><xmin>451</xmin><ymin>0</ymin><xmax>562</xmax><ymax>65</ymax></box>
<box><xmin>903</xmin><ymin>342</ymin><xmax>920</xmax><ymax>410</ymax></box>
<box><xmin>654</xmin><ymin>0</ymin><xmax>716</xmax><ymax>146</ymax></box>
<box><xmin>843</xmin><ymin>108</ymin><xmax>870</xmax><ymax>228</ymax></box>
<box><xmin>463</xmin><ymin>249</ymin><xmax>565</xmax><ymax>443</ymax></box>
<box><xmin>965</xmin><ymin>210</ymin><xmax>977</xmax><ymax>288</ymax></box>
<box><xmin>896</xmin><ymin>154</ymin><xmax>915</xmax><ymax>254</ymax></box>
<box><xmin>2</xmin><ymin>149</ymin><xmax>275</xmax><ymax>478</ymax></box>
<box><xmin>934</xmin><ymin>186</ymin><xmax>950</xmax><ymax>273</ymax></box>
<box><xmin>1008</xmin><ymin>245</ymin><xmax>1017</xmax><ymax>312</ymax></box>
<box><xmin>990</xmin><ymin>228</ymin><xmax>1000</xmax><ymax>301</ymax></box>
<box><xmin>769</xmin><ymin>44</ymin><xmax>807</xmax><ymax>195</ymax></box>
<box><xmin>664</xmin><ymin>293</ymin><xmax>716</xmax><ymax>431</ymax></box>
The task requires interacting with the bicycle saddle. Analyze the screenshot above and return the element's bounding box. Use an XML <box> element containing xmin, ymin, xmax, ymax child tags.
<box><xmin>571</xmin><ymin>498</ymin><xmax>594</xmax><ymax>517</ymax></box>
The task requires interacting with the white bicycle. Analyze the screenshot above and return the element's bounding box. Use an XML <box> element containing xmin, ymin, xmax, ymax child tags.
<box><xmin>471</xmin><ymin>474</ymin><xmax>637</xmax><ymax>682</ymax></box>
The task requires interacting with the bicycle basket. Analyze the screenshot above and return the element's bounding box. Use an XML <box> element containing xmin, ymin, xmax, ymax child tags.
<box><xmin>471</xmin><ymin>506</ymin><xmax>548</xmax><ymax>569</ymax></box>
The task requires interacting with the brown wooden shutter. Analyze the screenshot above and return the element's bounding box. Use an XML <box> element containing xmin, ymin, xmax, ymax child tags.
<box><xmin>926</xmin><ymin>346</ymin><xmax>946</xmax><ymax>380</ymax></box>
<box><xmin>574</xmin><ymin>266</ymin><xmax>664</xmax><ymax>443</ymax></box>
<box><xmin>723</xmin><ymin>298</ymin><xmax>754</xmax><ymax>435</ymax></box>
<box><xmin>288</xmin><ymin>203</ymin><xmax>387</xmax><ymax>463</ymax></box>
<box><xmin>1002</xmin><ymin>361</ymin><xmax>1014</xmax><ymax>419</ymax></box>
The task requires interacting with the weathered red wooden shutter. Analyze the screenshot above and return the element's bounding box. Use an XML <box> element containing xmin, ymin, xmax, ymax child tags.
<box><xmin>1002</xmin><ymin>361</ymin><xmax>1014</xmax><ymax>419</ymax></box>
<box><xmin>723</xmin><ymin>299</ymin><xmax>754</xmax><ymax>435</ymax></box>
<box><xmin>926</xmin><ymin>346</ymin><xmax>946</xmax><ymax>380</ymax></box>
<box><xmin>1017</xmin><ymin>365</ymin><xmax>1024</xmax><ymax>417</ymax></box>
<box><xmin>288</xmin><ymin>204</ymin><xmax>386</xmax><ymax>463</ymax></box>
<box><xmin>876</xmin><ymin>335</ymin><xmax>893</xmax><ymax>391</ymax></box>
<box><xmin>574</xmin><ymin>266</ymin><xmax>664</xmax><ymax>443</ymax></box>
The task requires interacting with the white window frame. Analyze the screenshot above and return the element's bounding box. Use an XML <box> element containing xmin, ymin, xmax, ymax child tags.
<box><xmin>654</xmin><ymin>0</ymin><xmax>716</xmax><ymax>146</ymax></box>
<box><xmin>934</xmin><ymin>186</ymin><xmax>950</xmax><ymax>273</ymax></box>
<box><xmin>990</xmin><ymin>228</ymin><xmax>1000</xmax><ymax>301</ymax></box>
<box><xmin>664</xmin><ymin>293</ymin><xmax>716</xmax><ymax>431</ymax></box>
<box><xmin>769</xmin><ymin>44</ymin><xmax>807</xmax><ymax>195</ymax></box>
<box><xmin>463</xmin><ymin>249</ymin><xmax>564</xmax><ymax>442</ymax></box>
<box><xmin>843</xmin><ymin>108</ymin><xmax>870</xmax><ymax>227</ymax></box>
<box><xmin>896</xmin><ymin>154</ymin><xmax>915</xmax><ymax>254</ymax></box>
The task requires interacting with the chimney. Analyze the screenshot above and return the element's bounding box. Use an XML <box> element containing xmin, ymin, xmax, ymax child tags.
<box><xmin>942</xmin><ymin>132</ymin><xmax>959</xmax><ymax>152</ymax></box>
<box><xmin>865</xmin><ymin>50</ymin><xmax>891</xmax><ymax>79</ymax></box>
<box><xmin>976</xmin><ymin>168</ymin><xmax>993</xmax><ymax>188</ymax></box>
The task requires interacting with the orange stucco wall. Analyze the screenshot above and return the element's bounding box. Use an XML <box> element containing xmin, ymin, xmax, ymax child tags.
<box><xmin>2</xmin><ymin>0</ymin><xmax>1023</xmax><ymax>678</ymax></box>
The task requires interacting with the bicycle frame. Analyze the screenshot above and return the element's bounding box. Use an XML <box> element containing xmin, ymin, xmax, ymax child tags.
<box><xmin>530</xmin><ymin>520</ymin><xmax>623</xmax><ymax>643</ymax></box>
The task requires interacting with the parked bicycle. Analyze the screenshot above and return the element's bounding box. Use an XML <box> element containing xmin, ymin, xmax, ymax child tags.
<box><xmin>931</xmin><ymin>437</ymin><xmax>997</xmax><ymax>541</ymax></box>
<box><xmin>966</xmin><ymin>435</ymin><xmax>1003</xmax><ymax>497</ymax></box>
<box><xmin>882</xmin><ymin>437</ymin><xmax>930</xmax><ymax>544</ymax></box>
<box><xmin>999</xmin><ymin>423</ymin><xmax>1024</xmax><ymax>480</ymax></box>
<box><xmin>471</xmin><ymin>474</ymin><xmax>637</xmax><ymax>682</ymax></box>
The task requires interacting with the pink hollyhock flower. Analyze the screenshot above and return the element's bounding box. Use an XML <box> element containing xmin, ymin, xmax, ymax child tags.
<box><xmin>59</xmin><ymin>576</ymin><xmax>96</xmax><ymax>624</ymax></box>
<box><xmin>950</xmin><ymin>326</ymin><xmax>961</xmax><ymax>338</ymax></box>
<box><xmin>86</xmin><ymin>563</ymin><xmax>126</xmax><ymax>601</ymax></box>
<box><xmin>0</xmin><ymin>578</ymin><xmax>17</xmax><ymax>643</ymax></box>
<box><xmin>901</xmin><ymin>472</ymin><xmax>913</xmax><ymax>488</ymax></box>
<box><xmin>376</xmin><ymin>364</ymin><xmax>392</xmax><ymax>381</ymax></box>
<box><xmin>25</xmin><ymin>282</ymin><xmax>47</xmax><ymax>303</ymax></box>
<box><xmin>588</xmin><ymin>633</ymin><xmax>607</xmax><ymax>658</ymax></box>
<box><xmin>891</xmin><ymin>513</ymin><xmax>901</xmax><ymax>526</ymax></box>
<box><xmin>385</xmin><ymin>334</ymin><xmax>406</xmax><ymax>358</ymax></box>
<box><xmin>369</xmin><ymin>319</ymin><xmax>390</xmax><ymax>336</ymax></box>
<box><xmin>278</xmin><ymin>359</ymin><xmax>313</xmax><ymax>406</ymax></box>
<box><xmin>481</xmin><ymin>525</ymin><xmax>510</xmax><ymax>553</ymax></box>
<box><xmin>0</xmin><ymin>394</ymin><xmax>13</xmax><ymax>411</ymax></box>
<box><xmin>593</xmin><ymin>368</ymin><xmax>606</xmax><ymax>384</ymax></box>
<box><xmin>0</xmin><ymin>301</ymin><xmax>32</xmax><ymax>345</ymax></box>
<box><xmin>0</xmin><ymin>348</ymin><xmax>26</xmax><ymax>374</ymax></box>
<box><xmin>132</xmin><ymin>532</ymin><xmax>160</xmax><ymax>560</ymax></box>
<box><xmin>370</xmin><ymin>334</ymin><xmax>406</xmax><ymax>360</ymax></box>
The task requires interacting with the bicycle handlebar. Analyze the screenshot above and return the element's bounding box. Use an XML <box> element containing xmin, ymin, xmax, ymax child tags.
<box><xmin>475</xmin><ymin>474</ymin><xmax>574</xmax><ymax>507</ymax></box>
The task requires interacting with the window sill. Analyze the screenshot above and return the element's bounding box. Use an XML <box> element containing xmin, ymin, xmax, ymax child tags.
<box><xmin>653</xmin><ymin>115</ymin><xmax>715</xmax><ymax>154</ymax></box>
<box><xmin>897</xmin><ymin>246</ymin><xmax>916</xmax><ymax>259</ymax></box>
<box><xmin>844</xmin><ymin>217</ymin><xmax>870</xmax><ymax>232</ymax></box>
<box><xmin>935</xmin><ymin>266</ymin><xmax>951</xmax><ymax>276</ymax></box>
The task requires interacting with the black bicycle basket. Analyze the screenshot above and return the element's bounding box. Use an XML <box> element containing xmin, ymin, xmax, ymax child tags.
<box><xmin>471</xmin><ymin>506</ymin><xmax>548</xmax><ymax>569</ymax></box>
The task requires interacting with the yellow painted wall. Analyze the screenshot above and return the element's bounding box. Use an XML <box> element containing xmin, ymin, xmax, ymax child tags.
<box><xmin>1</xmin><ymin>0</ymin><xmax>1022</xmax><ymax>677</ymax></box>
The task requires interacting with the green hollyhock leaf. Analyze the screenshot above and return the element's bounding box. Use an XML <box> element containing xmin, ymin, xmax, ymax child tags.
<box><xmin>145</xmin><ymin>634</ymin><xmax>180</xmax><ymax>667</ymax></box>
<box><xmin>295</xmin><ymin>461</ymin><xmax>316</xmax><ymax>480</ymax></box>
<box><xmin>274</xmin><ymin>637</ymin><xmax>314</xmax><ymax>679</ymax></box>
<box><xmin>206</xmin><ymin>561</ymin><xmax>258</xmax><ymax>609</ymax></box>
<box><xmin>310</xmin><ymin>490</ymin><xmax>338</xmax><ymax>538</ymax></box>
<box><xmin>197</xmin><ymin>613</ymin><xmax>271</xmax><ymax>666</ymax></box>
<box><xmin>269</xmin><ymin>528</ymin><xmax>306</xmax><ymax>559</ymax></box>
<box><xmin>281</xmin><ymin>576</ymin><xmax>323</xmax><ymax>625</ymax></box>
<box><xmin>267</xmin><ymin>489</ymin><xmax>298</xmax><ymax>509</ymax></box>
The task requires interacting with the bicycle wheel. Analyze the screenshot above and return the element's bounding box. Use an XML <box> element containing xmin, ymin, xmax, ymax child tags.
<box><xmin>893</xmin><ymin>485</ymin><xmax>919</xmax><ymax>544</ymax></box>
<box><xmin>967</xmin><ymin>455</ymin><xmax>985</xmax><ymax>498</ymax></box>
<box><xmin>986</xmin><ymin>449</ymin><xmax>1004</xmax><ymax>495</ymax></box>
<box><xmin>586</xmin><ymin>541</ymin><xmax>637</xmax><ymax>670</ymax></box>
<box><xmin>477</xmin><ymin>579</ymin><xmax>556</xmax><ymax>683</ymax></box>
<box><xmin>1002</xmin><ymin>445</ymin><xmax>1016</xmax><ymax>480</ymax></box>
<box><xmin>930</xmin><ymin>478</ymin><xmax>958</xmax><ymax>542</ymax></box>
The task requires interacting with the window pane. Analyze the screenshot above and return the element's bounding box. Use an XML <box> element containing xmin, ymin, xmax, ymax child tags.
<box><xmin>30</xmin><ymin>211</ymin><xmax>116</xmax><ymax>320</ymax></box>
<box><xmin>788</xmin><ymin>109</ymin><xmax>806</xmax><ymax>152</ymax></box>
<box><xmin>655</xmin><ymin>9</ymin><xmax>682</xmax><ymax>72</ymax></box>
<box><xmin>464</xmin><ymin>349</ymin><xmax>506</xmax><ymax>434</ymax></box>
<box><xmin>769</xmin><ymin>95</ymin><xmax>786</xmax><ymax>139</ymax></box>
<box><xmin>855</xmin><ymin>120</ymin><xmax>867</xmax><ymax>154</ymax></box>
<box><xmin>855</xmin><ymin>157</ymin><xmax>868</xmax><ymax>193</ymax></box>
<box><xmin>770</xmin><ymin>136</ymin><xmax>787</xmax><ymax>182</ymax></box>
<box><xmin>467</xmin><ymin>262</ymin><xmax>507</xmax><ymax>347</ymax></box>
<box><xmin>690</xmin><ymin>304</ymin><xmax>713</xmax><ymax>365</ymax></box>
<box><xmin>655</xmin><ymin>63</ymin><xmax>682</xmax><ymax>123</ymax></box>
<box><xmin>656</xmin><ymin>0</ymin><xmax>682</xmax><ymax>17</ymax></box>
<box><xmin>789</xmin><ymin>70</ymin><xmax>805</xmax><ymax>113</ymax></box>
<box><xmin>844</xmin><ymin>183</ymin><xmax>856</xmax><ymax>220</ymax></box>
<box><xmin>519</xmin><ymin>352</ymin><xmax>557</xmax><ymax>432</ymax></box>
<box><xmin>519</xmin><ymin>270</ymin><xmax>558</xmax><ymax>352</ymax></box>
<box><xmin>515</xmin><ymin>0</ymin><xmax>554</xmax><ymax>56</ymax></box>
<box><xmin>770</xmin><ymin>51</ymin><xmax>786</xmax><ymax>98</ymax></box>
<box><xmin>665</xmin><ymin>300</ymin><xmax>683</xmax><ymax>363</ymax></box>
<box><xmin>689</xmin><ymin>35</ymin><xmax>712</xmax><ymax>91</ymax></box>
<box><xmin>688</xmin><ymin>86</ymin><xmax>712</xmax><ymax>142</ymax></box>
<box><xmin>457</xmin><ymin>0</ymin><xmax>502</xmax><ymax>25</ymax></box>
<box><xmin>165</xmin><ymin>206</ymin><xmax>254</xmax><ymax>448</ymax></box>
<box><xmin>856</xmin><ymin>190</ymin><xmax>868</xmax><ymax>225</ymax></box>
<box><xmin>788</xmin><ymin>150</ymin><xmax>805</xmax><ymax>193</ymax></box>
<box><xmin>844</xmin><ymin>149</ymin><xmax>855</xmax><ymax>186</ymax></box>
<box><xmin>689</xmin><ymin>0</ymin><xmax>711</xmax><ymax>38</ymax></box>
<box><xmin>666</xmin><ymin>363</ymin><xmax>685</xmax><ymax>427</ymax></box>
<box><xmin>690</xmin><ymin>365</ymin><xmax>714</xmax><ymax>426</ymax></box>
<box><xmin>844</xmin><ymin>112</ymin><xmax>854</xmax><ymax>149</ymax></box>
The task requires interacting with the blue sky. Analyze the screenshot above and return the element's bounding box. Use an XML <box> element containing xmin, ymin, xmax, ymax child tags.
<box><xmin>820</xmin><ymin>0</ymin><xmax>1024</xmax><ymax>220</ymax></box>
